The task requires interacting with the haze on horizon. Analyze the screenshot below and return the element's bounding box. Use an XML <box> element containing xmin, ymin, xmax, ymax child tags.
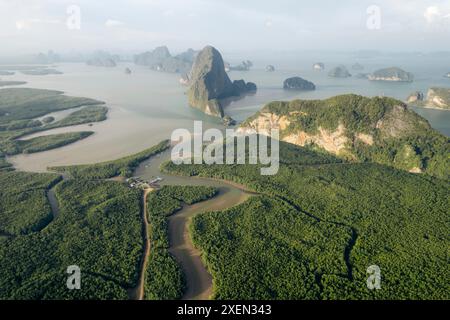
<box><xmin>1</xmin><ymin>0</ymin><xmax>450</xmax><ymax>58</ymax></box>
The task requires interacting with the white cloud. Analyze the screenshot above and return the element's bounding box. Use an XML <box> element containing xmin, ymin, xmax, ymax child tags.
<box><xmin>424</xmin><ymin>6</ymin><xmax>441</xmax><ymax>23</ymax></box>
<box><xmin>105</xmin><ymin>19</ymin><xmax>125</xmax><ymax>28</ymax></box>
<box><xmin>424</xmin><ymin>5</ymin><xmax>450</xmax><ymax>24</ymax></box>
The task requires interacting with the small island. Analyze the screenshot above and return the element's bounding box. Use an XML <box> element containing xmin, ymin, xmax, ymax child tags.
<box><xmin>355</xmin><ymin>73</ymin><xmax>370</xmax><ymax>79</ymax></box>
<box><xmin>134</xmin><ymin>46</ymin><xmax>197</xmax><ymax>74</ymax></box>
<box><xmin>368</xmin><ymin>67</ymin><xmax>414</xmax><ymax>82</ymax></box>
<box><xmin>352</xmin><ymin>63</ymin><xmax>364</xmax><ymax>70</ymax></box>
<box><xmin>283</xmin><ymin>77</ymin><xmax>316</xmax><ymax>91</ymax></box>
<box><xmin>41</xmin><ymin>116</ymin><xmax>55</xmax><ymax>124</ymax></box>
<box><xmin>86</xmin><ymin>57</ymin><xmax>117</xmax><ymax>67</ymax></box>
<box><xmin>328</xmin><ymin>65</ymin><xmax>351</xmax><ymax>78</ymax></box>
<box><xmin>229</xmin><ymin>60</ymin><xmax>253</xmax><ymax>71</ymax></box>
<box><xmin>187</xmin><ymin>46</ymin><xmax>256</xmax><ymax>123</ymax></box>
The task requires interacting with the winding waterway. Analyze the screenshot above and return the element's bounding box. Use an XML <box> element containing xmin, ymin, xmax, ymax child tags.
<box><xmin>134</xmin><ymin>150</ymin><xmax>254</xmax><ymax>300</ymax></box>
<box><xmin>46</xmin><ymin>188</ymin><xmax>60</xmax><ymax>219</ymax></box>
<box><xmin>168</xmin><ymin>184</ymin><xmax>252</xmax><ymax>300</ymax></box>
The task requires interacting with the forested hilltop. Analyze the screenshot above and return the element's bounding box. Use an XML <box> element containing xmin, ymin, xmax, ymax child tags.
<box><xmin>162</xmin><ymin>141</ymin><xmax>450</xmax><ymax>299</ymax></box>
<box><xmin>240</xmin><ymin>94</ymin><xmax>449</xmax><ymax>179</ymax></box>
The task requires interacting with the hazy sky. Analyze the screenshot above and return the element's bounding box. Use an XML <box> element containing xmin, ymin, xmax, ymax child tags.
<box><xmin>1</xmin><ymin>0</ymin><xmax>450</xmax><ymax>56</ymax></box>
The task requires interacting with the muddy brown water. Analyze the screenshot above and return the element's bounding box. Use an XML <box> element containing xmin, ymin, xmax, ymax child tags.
<box><xmin>134</xmin><ymin>151</ymin><xmax>253</xmax><ymax>300</ymax></box>
<box><xmin>168</xmin><ymin>185</ymin><xmax>251</xmax><ymax>300</ymax></box>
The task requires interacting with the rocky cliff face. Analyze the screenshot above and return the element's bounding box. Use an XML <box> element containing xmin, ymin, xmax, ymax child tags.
<box><xmin>426</xmin><ymin>88</ymin><xmax>450</xmax><ymax>109</ymax></box>
<box><xmin>407</xmin><ymin>88</ymin><xmax>450</xmax><ymax>110</ymax></box>
<box><xmin>406</xmin><ymin>91</ymin><xmax>424</xmax><ymax>103</ymax></box>
<box><xmin>187</xmin><ymin>46</ymin><xmax>257</xmax><ymax>119</ymax></box>
<box><xmin>238</xmin><ymin>94</ymin><xmax>449</xmax><ymax>178</ymax></box>
<box><xmin>134</xmin><ymin>46</ymin><xmax>197</xmax><ymax>74</ymax></box>
<box><xmin>187</xmin><ymin>46</ymin><xmax>235</xmax><ymax>117</ymax></box>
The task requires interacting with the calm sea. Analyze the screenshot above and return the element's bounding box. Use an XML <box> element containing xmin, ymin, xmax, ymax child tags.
<box><xmin>4</xmin><ymin>52</ymin><xmax>449</xmax><ymax>171</ymax></box>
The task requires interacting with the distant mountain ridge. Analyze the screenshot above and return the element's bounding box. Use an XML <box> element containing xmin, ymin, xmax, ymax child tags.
<box><xmin>134</xmin><ymin>46</ymin><xmax>198</xmax><ymax>74</ymax></box>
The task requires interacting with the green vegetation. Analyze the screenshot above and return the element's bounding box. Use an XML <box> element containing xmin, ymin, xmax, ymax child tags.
<box><xmin>0</xmin><ymin>179</ymin><xmax>143</xmax><ymax>299</ymax></box>
<box><xmin>0</xmin><ymin>155</ymin><xmax>12</xmax><ymax>171</ymax></box>
<box><xmin>41</xmin><ymin>116</ymin><xmax>55</xmax><ymax>124</ymax></box>
<box><xmin>50</xmin><ymin>106</ymin><xmax>107</xmax><ymax>127</ymax></box>
<box><xmin>369</xmin><ymin>67</ymin><xmax>414</xmax><ymax>82</ymax></box>
<box><xmin>50</xmin><ymin>139</ymin><xmax>170</xmax><ymax>179</ymax></box>
<box><xmin>0</xmin><ymin>140</ymin><xmax>173</xmax><ymax>299</ymax></box>
<box><xmin>3</xmin><ymin>131</ymin><xmax>93</xmax><ymax>155</ymax></box>
<box><xmin>145</xmin><ymin>250</ymin><xmax>185</xmax><ymax>300</ymax></box>
<box><xmin>145</xmin><ymin>186</ymin><xmax>218</xmax><ymax>300</ymax></box>
<box><xmin>163</xmin><ymin>141</ymin><xmax>450</xmax><ymax>300</ymax></box>
<box><xmin>242</xmin><ymin>95</ymin><xmax>450</xmax><ymax>179</ymax></box>
<box><xmin>0</xmin><ymin>88</ymin><xmax>101</xmax><ymax>123</ymax></box>
<box><xmin>328</xmin><ymin>65</ymin><xmax>351</xmax><ymax>78</ymax></box>
<box><xmin>0</xmin><ymin>119</ymin><xmax>42</xmax><ymax>131</ymax></box>
<box><xmin>0</xmin><ymin>88</ymin><xmax>105</xmax><ymax>167</ymax></box>
<box><xmin>0</xmin><ymin>171</ymin><xmax>61</xmax><ymax>235</ymax></box>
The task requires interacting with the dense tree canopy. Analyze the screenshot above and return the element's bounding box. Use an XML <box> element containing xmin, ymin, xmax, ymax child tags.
<box><xmin>163</xmin><ymin>141</ymin><xmax>450</xmax><ymax>299</ymax></box>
